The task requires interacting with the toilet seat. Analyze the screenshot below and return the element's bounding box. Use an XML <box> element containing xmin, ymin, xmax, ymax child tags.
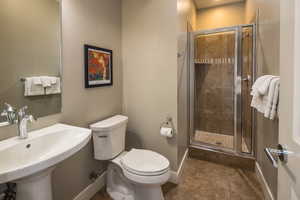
<box><xmin>120</xmin><ymin>149</ymin><xmax>170</xmax><ymax>176</ymax></box>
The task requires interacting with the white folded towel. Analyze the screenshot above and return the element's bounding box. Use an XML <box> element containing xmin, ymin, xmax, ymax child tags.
<box><xmin>251</xmin><ymin>75</ymin><xmax>280</xmax><ymax>120</ymax></box>
<box><xmin>32</xmin><ymin>77</ymin><xmax>42</xmax><ymax>85</ymax></box>
<box><xmin>45</xmin><ymin>77</ymin><xmax>61</xmax><ymax>95</ymax></box>
<box><xmin>251</xmin><ymin>75</ymin><xmax>273</xmax><ymax>96</ymax></box>
<box><xmin>24</xmin><ymin>77</ymin><xmax>45</xmax><ymax>96</ymax></box>
<box><xmin>251</xmin><ymin>75</ymin><xmax>272</xmax><ymax>113</ymax></box>
<box><xmin>269</xmin><ymin>79</ymin><xmax>280</xmax><ymax>120</ymax></box>
<box><xmin>264</xmin><ymin>77</ymin><xmax>280</xmax><ymax>118</ymax></box>
<box><xmin>257</xmin><ymin>76</ymin><xmax>274</xmax><ymax>95</ymax></box>
<box><xmin>40</xmin><ymin>76</ymin><xmax>52</xmax><ymax>88</ymax></box>
<box><xmin>50</xmin><ymin>77</ymin><xmax>57</xmax><ymax>84</ymax></box>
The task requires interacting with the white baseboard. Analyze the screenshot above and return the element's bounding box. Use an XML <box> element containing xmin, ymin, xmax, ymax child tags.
<box><xmin>73</xmin><ymin>172</ymin><xmax>106</xmax><ymax>200</ymax></box>
<box><xmin>255</xmin><ymin>162</ymin><xmax>274</xmax><ymax>200</ymax></box>
<box><xmin>169</xmin><ymin>149</ymin><xmax>188</xmax><ymax>184</ymax></box>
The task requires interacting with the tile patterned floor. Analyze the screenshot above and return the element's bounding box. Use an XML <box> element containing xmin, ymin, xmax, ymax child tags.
<box><xmin>91</xmin><ymin>158</ymin><xmax>264</xmax><ymax>200</ymax></box>
<box><xmin>194</xmin><ymin>130</ymin><xmax>249</xmax><ymax>153</ymax></box>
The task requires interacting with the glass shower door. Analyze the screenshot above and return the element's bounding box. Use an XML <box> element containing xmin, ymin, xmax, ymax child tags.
<box><xmin>192</xmin><ymin>29</ymin><xmax>237</xmax><ymax>150</ymax></box>
<box><xmin>190</xmin><ymin>25</ymin><xmax>255</xmax><ymax>157</ymax></box>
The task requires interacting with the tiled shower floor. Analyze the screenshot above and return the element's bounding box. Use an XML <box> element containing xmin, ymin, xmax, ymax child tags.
<box><xmin>194</xmin><ymin>130</ymin><xmax>249</xmax><ymax>152</ymax></box>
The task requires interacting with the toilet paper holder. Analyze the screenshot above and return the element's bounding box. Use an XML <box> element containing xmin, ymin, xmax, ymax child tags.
<box><xmin>160</xmin><ymin>116</ymin><xmax>175</xmax><ymax>138</ymax></box>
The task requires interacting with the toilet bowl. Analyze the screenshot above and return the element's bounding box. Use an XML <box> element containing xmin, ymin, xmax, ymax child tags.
<box><xmin>90</xmin><ymin>115</ymin><xmax>170</xmax><ymax>200</ymax></box>
<box><xmin>107</xmin><ymin>149</ymin><xmax>170</xmax><ymax>200</ymax></box>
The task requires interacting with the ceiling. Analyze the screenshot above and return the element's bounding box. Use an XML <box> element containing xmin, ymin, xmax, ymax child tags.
<box><xmin>194</xmin><ymin>0</ymin><xmax>245</xmax><ymax>9</ymax></box>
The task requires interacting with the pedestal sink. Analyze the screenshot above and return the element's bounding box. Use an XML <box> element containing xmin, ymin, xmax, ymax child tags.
<box><xmin>0</xmin><ymin>123</ymin><xmax>91</xmax><ymax>200</ymax></box>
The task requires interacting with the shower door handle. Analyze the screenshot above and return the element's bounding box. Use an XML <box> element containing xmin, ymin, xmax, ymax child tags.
<box><xmin>242</xmin><ymin>75</ymin><xmax>251</xmax><ymax>82</ymax></box>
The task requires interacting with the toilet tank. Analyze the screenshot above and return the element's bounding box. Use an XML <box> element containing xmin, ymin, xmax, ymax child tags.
<box><xmin>90</xmin><ymin>115</ymin><xmax>128</xmax><ymax>160</ymax></box>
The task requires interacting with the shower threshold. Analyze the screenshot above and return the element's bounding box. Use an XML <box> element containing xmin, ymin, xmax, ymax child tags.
<box><xmin>194</xmin><ymin>130</ymin><xmax>249</xmax><ymax>152</ymax></box>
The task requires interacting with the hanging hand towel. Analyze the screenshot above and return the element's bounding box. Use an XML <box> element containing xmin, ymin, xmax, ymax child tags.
<box><xmin>45</xmin><ymin>77</ymin><xmax>61</xmax><ymax>95</ymax></box>
<box><xmin>264</xmin><ymin>77</ymin><xmax>280</xmax><ymax>118</ymax></box>
<box><xmin>40</xmin><ymin>76</ymin><xmax>52</xmax><ymax>88</ymax></box>
<box><xmin>257</xmin><ymin>76</ymin><xmax>275</xmax><ymax>95</ymax></box>
<box><xmin>251</xmin><ymin>75</ymin><xmax>273</xmax><ymax>113</ymax></box>
<box><xmin>251</xmin><ymin>75</ymin><xmax>273</xmax><ymax>96</ymax></box>
<box><xmin>24</xmin><ymin>77</ymin><xmax>45</xmax><ymax>96</ymax></box>
<box><xmin>32</xmin><ymin>77</ymin><xmax>42</xmax><ymax>85</ymax></box>
<box><xmin>269</xmin><ymin>79</ymin><xmax>280</xmax><ymax>120</ymax></box>
<box><xmin>251</xmin><ymin>75</ymin><xmax>279</xmax><ymax>114</ymax></box>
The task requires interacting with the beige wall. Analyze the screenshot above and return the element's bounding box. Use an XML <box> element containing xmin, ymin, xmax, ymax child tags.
<box><xmin>0</xmin><ymin>0</ymin><xmax>61</xmax><ymax>118</ymax></box>
<box><xmin>178</xmin><ymin>0</ymin><xmax>197</xmax><ymax>30</ymax></box>
<box><xmin>177</xmin><ymin>0</ymin><xmax>197</xmax><ymax>165</ymax></box>
<box><xmin>196</xmin><ymin>2</ymin><xmax>245</xmax><ymax>30</ymax></box>
<box><xmin>122</xmin><ymin>0</ymin><xmax>179</xmax><ymax>170</ymax></box>
<box><xmin>0</xmin><ymin>0</ymin><xmax>122</xmax><ymax>199</ymax></box>
<box><xmin>245</xmin><ymin>0</ymin><xmax>280</xmax><ymax>198</ymax></box>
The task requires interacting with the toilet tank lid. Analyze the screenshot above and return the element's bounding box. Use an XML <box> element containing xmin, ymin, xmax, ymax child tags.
<box><xmin>90</xmin><ymin>115</ymin><xmax>128</xmax><ymax>131</ymax></box>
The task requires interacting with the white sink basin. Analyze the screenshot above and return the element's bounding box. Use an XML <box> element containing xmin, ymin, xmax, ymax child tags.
<box><xmin>0</xmin><ymin>123</ymin><xmax>91</xmax><ymax>200</ymax></box>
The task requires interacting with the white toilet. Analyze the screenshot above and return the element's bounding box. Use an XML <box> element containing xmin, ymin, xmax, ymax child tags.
<box><xmin>90</xmin><ymin>115</ymin><xmax>170</xmax><ymax>200</ymax></box>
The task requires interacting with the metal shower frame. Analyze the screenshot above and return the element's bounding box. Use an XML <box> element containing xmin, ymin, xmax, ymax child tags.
<box><xmin>188</xmin><ymin>24</ymin><xmax>256</xmax><ymax>158</ymax></box>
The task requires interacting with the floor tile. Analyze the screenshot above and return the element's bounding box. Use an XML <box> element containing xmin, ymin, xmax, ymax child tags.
<box><xmin>91</xmin><ymin>158</ymin><xmax>264</xmax><ymax>200</ymax></box>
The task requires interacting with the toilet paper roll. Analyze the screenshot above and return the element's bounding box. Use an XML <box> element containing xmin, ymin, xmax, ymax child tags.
<box><xmin>160</xmin><ymin>127</ymin><xmax>173</xmax><ymax>138</ymax></box>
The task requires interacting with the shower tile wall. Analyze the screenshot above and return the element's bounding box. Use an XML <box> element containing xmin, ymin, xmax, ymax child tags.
<box><xmin>194</xmin><ymin>32</ymin><xmax>235</xmax><ymax>136</ymax></box>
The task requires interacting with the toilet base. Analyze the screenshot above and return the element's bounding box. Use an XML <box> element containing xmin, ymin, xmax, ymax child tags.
<box><xmin>107</xmin><ymin>163</ymin><xmax>135</xmax><ymax>200</ymax></box>
<box><xmin>134</xmin><ymin>184</ymin><xmax>164</xmax><ymax>200</ymax></box>
<box><xmin>107</xmin><ymin>161</ymin><xmax>167</xmax><ymax>200</ymax></box>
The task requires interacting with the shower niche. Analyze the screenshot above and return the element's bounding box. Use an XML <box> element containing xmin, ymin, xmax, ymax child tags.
<box><xmin>190</xmin><ymin>25</ymin><xmax>255</xmax><ymax>157</ymax></box>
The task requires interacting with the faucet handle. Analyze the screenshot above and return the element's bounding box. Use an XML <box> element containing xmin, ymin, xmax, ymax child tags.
<box><xmin>4</xmin><ymin>103</ymin><xmax>16</xmax><ymax>112</ymax></box>
<box><xmin>1</xmin><ymin>110</ymin><xmax>7</xmax><ymax>117</ymax></box>
<box><xmin>2</xmin><ymin>103</ymin><xmax>17</xmax><ymax>123</ymax></box>
<box><xmin>18</xmin><ymin>106</ymin><xmax>28</xmax><ymax>117</ymax></box>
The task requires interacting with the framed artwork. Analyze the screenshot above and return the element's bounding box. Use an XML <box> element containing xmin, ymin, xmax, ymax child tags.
<box><xmin>84</xmin><ymin>44</ymin><xmax>113</xmax><ymax>88</ymax></box>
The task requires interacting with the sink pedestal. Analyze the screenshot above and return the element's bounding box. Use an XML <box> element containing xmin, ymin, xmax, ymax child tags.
<box><xmin>15</xmin><ymin>167</ymin><xmax>55</xmax><ymax>200</ymax></box>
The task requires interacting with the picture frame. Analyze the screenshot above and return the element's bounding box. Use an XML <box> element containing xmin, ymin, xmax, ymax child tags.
<box><xmin>84</xmin><ymin>44</ymin><xmax>113</xmax><ymax>88</ymax></box>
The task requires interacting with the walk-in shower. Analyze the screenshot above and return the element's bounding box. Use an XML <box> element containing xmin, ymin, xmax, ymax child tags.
<box><xmin>189</xmin><ymin>24</ymin><xmax>255</xmax><ymax>157</ymax></box>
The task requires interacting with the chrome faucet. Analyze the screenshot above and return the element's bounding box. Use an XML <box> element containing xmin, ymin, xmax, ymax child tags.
<box><xmin>17</xmin><ymin>106</ymin><xmax>35</xmax><ymax>139</ymax></box>
<box><xmin>0</xmin><ymin>103</ymin><xmax>35</xmax><ymax>139</ymax></box>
